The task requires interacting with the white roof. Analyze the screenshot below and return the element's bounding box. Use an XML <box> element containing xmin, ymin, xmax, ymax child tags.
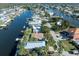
<box><xmin>24</xmin><ymin>41</ymin><xmax>45</xmax><ymax>49</ymax></box>
<box><xmin>29</xmin><ymin>20</ymin><xmax>41</xmax><ymax>25</ymax></box>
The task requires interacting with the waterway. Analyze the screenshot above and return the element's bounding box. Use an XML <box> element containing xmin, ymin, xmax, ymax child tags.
<box><xmin>0</xmin><ymin>10</ymin><xmax>33</xmax><ymax>56</ymax></box>
<box><xmin>0</xmin><ymin>4</ymin><xmax>79</xmax><ymax>56</ymax></box>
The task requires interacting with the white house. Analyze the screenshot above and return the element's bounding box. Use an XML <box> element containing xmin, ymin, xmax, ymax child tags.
<box><xmin>24</xmin><ymin>41</ymin><xmax>45</xmax><ymax>49</ymax></box>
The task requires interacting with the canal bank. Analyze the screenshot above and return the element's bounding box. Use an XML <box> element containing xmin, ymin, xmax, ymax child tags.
<box><xmin>0</xmin><ymin>10</ymin><xmax>33</xmax><ymax>56</ymax></box>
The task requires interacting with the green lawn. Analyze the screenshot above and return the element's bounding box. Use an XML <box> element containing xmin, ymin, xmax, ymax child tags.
<box><xmin>17</xmin><ymin>28</ymin><xmax>32</xmax><ymax>55</ymax></box>
<box><xmin>24</xmin><ymin>28</ymin><xmax>32</xmax><ymax>35</ymax></box>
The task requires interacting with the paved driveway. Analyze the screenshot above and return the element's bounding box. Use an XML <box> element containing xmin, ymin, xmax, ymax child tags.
<box><xmin>50</xmin><ymin>30</ymin><xmax>59</xmax><ymax>50</ymax></box>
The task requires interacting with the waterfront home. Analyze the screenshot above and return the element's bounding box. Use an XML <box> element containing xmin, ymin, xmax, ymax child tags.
<box><xmin>0</xmin><ymin>16</ymin><xmax>8</xmax><ymax>22</ymax></box>
<box><xmin>24</xmin><ymin>41</ymin><xmax>45</xmax><ymax>49</ymax></box>
<box><xmin>32</xmin><ymin>25</ymin><xmax>41</xmax><ymax>33</ymax></box>
<box><xmin>73</xmin><ymin>9</ymin><xmax>79</xmax><ymax>17</ymax></box>
<box><xmin>0</xmin><ymin>6</ymin><xmax>25</xmax><ymax>28</ymax></box>
<box><xmin>29</xmin><ymin>19</ymin><xmax>41</xmax><ymax>26</ymax></box>
<box><xmin>32</xmin><ymin>33</ymin><xmax>44</xmax><ymax>40</ymax></box>
<box><xmin>64</xmin><ymin>9</ymin><xmax>73</xmax><ymax>15</ymax></box>
<box><xmin>68</xmin><ymin>28</ymin><xmax>79</xmax><ymax>45</ymax></box>
<box><xmin>56</xmin><ymin>6</ymin><xmax>62</xmax><ymax>10</ymax></box>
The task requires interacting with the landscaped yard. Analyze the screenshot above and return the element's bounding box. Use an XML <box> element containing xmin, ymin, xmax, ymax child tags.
<box><xmin>60</xmin><ymin>40</ymin><xmax>76</xmax><ymax>51</ymax></box>
<box><xmin>47</xmin><ymin>36</ymin><xmax>56</xmax><ymax>47</ymax></box>
<box><xmin>21</xmin><ymin>28</ymin><xmax>32</xmax><ymax>42</ymax></box>
<box><xmin>17</xmin><ymin>28</ymin><xmax>32</xmax><ymax>55</ymax></box>
<box><xmin>48</xmin><ymin>17</ymin><xmax>70</xmax><ymax>32</ymax></box>
<box><xmin>17</xmin><ymin>44</ymin><xmax>28</xmax><ymax>56</ymax></box>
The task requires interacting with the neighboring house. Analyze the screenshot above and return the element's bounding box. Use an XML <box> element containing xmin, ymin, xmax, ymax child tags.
<box><xmin>24</xmin><ymin>41</ymin><xmax>45</xmax><ymax>49</ymax></box>
<box><xmin>32</xmin><ymin>25</ymin><xmax>41</xmax><ymax>33</ymax></box>
<box><xmin>44</xmin><ymin>23</ymin><xmax>51</xmax><ymax>28</ymax></box>
<box><xmin>68</xmin><ymin>28</ymin><xmax>79</xmax><ymax>45</ymax></box>
<box><xmin>73</xmin><ymin>9</ymin><xmax>79</xmax><ymax>17</ymax></box>
<box><xmin>64</xmin><ymin>7</ymin><xmax>73</xmax><ymax>15</ymax></box>
<box><xmin>32</xmin><ymin>33</ymin><xmax>44</xmax><ymax>40</ymax></box>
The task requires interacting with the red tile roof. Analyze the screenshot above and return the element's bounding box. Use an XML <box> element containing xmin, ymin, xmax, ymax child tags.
<box><xmin>68</xmin><ymin>28</ymin><xmax>79</xmax><ymax>40</ymax></box>
<box><xmin>32</xmin><ymin>33</ymin><xmax>44</xmax><ymax>39</ymax></box>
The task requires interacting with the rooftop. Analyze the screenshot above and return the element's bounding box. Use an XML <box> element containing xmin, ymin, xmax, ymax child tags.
<box><xmin>32</xmin><ymin>33</ymin><xmax>44</xmax><ymax>40</ymax></box>
<box><xmin>24</xmin><ymin>41</ymin><xmax>45</xmax><ymax>49</ymax></box>
<box><xmin>68</xmin><ymin>28</ymin><xmax>79</xmax><ymax>40</ymax></box>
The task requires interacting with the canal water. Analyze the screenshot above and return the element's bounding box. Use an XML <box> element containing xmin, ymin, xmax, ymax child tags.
<box><xmin>0</xmin><ymin>10</ymin><xmax>33</xmax><ymax>56</ymax></box>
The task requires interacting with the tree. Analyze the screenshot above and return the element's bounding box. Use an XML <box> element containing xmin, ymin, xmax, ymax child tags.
<box><xmin>41</xmin><ymin>26</ymin><xmax>50</xmax><ymax>33</ymax></box>
<box><xmin>44</xmin><ymin>11</ymin><xmax>50</xmax><ymax>17</ymax></box>
<box><xmin>32</xmin><ymin>48</ymin><xmax>46</xmax><ymax>56</ymax></box>
<box><xmin>30</xmin><ymin>50</ymin><xmax>38</xmax><ymax>56</ymax></box>
<box><xmin>51</xmin><ymin>19</ymin><xmax>70</xmax><ymax>32</ymax></box>
<box><xmin>42</xmin><ymin>20</ymin><xmax>47</xmax><ymax>25</ymax></box>
<box><xmin>21</xmin><ymin>5</ymin><xmax>31</xmax><ymax>10</ymax></box>
<box><xmin>17</xmin><ymin>44</ymin><xmax>28</xmax><ymax>56</ymax></box>
<box><xmin>58</xmin><ymin>41</ymin><xmax>63</xmax><ymax>54</ymax></box>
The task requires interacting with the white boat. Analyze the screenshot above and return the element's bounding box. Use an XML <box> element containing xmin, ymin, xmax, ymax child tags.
<box><xmin>16</xmin><ymin>38</ymin><xmax>20</xmax><ymax>41</ymax></box>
